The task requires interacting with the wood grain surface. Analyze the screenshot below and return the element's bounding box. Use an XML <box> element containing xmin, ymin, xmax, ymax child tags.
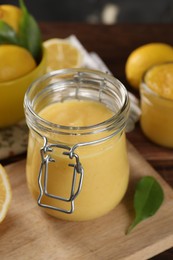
<box><xmin>1</xmin><ymin>143</ymin><xmax>173</xmax><ymax>260</ymax></box>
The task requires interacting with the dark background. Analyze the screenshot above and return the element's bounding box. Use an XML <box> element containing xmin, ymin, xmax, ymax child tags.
<box><xmin>1</xmin><ymin>0</ymin><xmax>173</xmax><ymax>23</ymax></box>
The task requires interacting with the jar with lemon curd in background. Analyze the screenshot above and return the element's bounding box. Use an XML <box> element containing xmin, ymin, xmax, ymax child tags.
<box><xmin>24</xmin><ymin>68</ymin><xmax>130</xmax><ymax>221</ymax></box>
<box><xmin>140</xmin><ymin>62</ymin><xmax>173</xmax><ymax>148</ymax></box>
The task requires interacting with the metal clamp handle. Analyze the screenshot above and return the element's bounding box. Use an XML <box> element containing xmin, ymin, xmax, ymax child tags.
<box><xmin>37</xmin><ymin>137</ymin><xmax>84</xmax><ymax>214</ymax></box>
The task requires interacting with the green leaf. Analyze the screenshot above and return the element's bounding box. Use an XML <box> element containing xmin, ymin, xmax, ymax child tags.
<box><xmin>0</xmin><ymin>21</ymin><xmax>20</xmax><ymax>45</ymax></box>
<box><xmin>18</xmin><ymin>0</ymin><xmax>42</xmax><ymax>63</ymax></box>
<box><xmin>126</xmin><ymin>176</ymin><xmax>164</xmax><ymax>234</ymax></box>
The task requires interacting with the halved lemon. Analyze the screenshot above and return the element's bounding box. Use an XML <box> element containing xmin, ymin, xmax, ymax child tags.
<box><xmin>0</xmin><ymin>164</ymin><xmax>12</xmax><ymax>223</ymax></box>
<box><xmin>43</xmin><ymin>38</ymin><xmax>83</xmax><ymax>72</ymax></box>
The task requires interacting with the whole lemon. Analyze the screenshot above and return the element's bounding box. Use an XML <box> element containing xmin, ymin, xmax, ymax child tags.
<box><xmin>0</xmin><ymin>45</ymin><xmax>36</xmax><ymax>82</ymax></box>
<box><xmin>0</xmin><ymin>5</ymin><xmax>21</xmax><ymax>32</ymax></box>
<box><xmin>125</xmin><ymin>43</ymin><xmax>173</xmax><ymax>89</ymax></box>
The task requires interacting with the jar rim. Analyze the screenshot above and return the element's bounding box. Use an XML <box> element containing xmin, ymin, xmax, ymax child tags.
<box><xmin>24</xmin><ymin>68</ymin><xmax>130</xmax><ymax>135</ymax></box>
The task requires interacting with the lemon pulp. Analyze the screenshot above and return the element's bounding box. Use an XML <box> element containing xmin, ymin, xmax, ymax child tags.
<box><xmin>0</xmin><ymin>164</ymin><xmax>12</xmax><ymax>223</ymax></box>
<box><xmin>43</xmin><ymin>38</ymin><xmax>82</xmax><ymax>72</ymax></box>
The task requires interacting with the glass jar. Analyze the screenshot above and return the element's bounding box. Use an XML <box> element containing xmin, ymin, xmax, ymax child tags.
<box><xmin>24</xmin><ymin>68</ymin><xmax>130</xmax><ymax>221</ymax></box>
<box><xmin>140</xmin><ymin>63</ymin><xmax>173</xmax><ymax>148</ymax></box>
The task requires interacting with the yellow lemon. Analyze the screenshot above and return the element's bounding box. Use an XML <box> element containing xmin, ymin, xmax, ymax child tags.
<box><xmin>0</xmin><ymin>4</ymin><xmax>21</xmax><ymax>32</ymax></box>
<box><xmin>0</xmin><ymin>164</ymin><xmax>12</xmax><ymax>223</ymax></box>
<box><xmin>125</xmin><ymin>43</ymin><xmax>173</xmax><ymax>89</ymax></box>
<box><xmin>0</xmin><ymin>45</ymin><xmax>36</xmax><ymax>82</ymax></box>
<box><xmin>0</xmin><ymin>47</ymin><xmax>46</xmax><ymax>128</ymax></box>
<box><xmin>43</xmin><ymin>38</ymin><xmax>83</xmax><ymax>72</ymax></box>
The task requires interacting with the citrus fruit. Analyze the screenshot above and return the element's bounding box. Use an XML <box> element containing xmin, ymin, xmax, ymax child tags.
<box><xmin>43</xmin><ymin>38</ymin><xmax>83</xmax><ymax>72</ymax></box>
<box><xmin>0</xmin><ymin>164</ymin><xmax>12</xmax><ymax>222</ymax></box>
<box><xmin>125</xmin><ymin>43</ymin><xmax>173</xmax><ymax>89</ymax></box>
<box><xmin>0</xmin><ymin>45</ymin><xmax>37</xmax><ymax>82</ymax></box>
<box><xmin>0</xmin><ymin>4</ymin><xmax>21</xmax><ymax>32</ymax></box>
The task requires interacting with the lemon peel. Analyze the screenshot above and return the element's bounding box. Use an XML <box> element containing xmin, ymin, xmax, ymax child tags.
<box><xmin>0</xmin><ymin>44</ymin><xmax>36</xmax><ymax>82</ymax></box>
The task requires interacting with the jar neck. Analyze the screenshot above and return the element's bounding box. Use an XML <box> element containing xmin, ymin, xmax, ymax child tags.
<box><xmin>24</xmin><ymin>68</ymin><xmax>129</xmax><ymax>143</ymax></box>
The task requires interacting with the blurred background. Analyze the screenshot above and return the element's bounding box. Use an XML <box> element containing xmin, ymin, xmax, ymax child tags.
<box><xmin>1</xmin><ymin>0</ymin><xmax>173</xmax><ymax>24</ymax></box>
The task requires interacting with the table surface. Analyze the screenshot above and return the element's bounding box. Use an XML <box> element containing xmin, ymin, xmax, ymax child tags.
<box><xmin>2</xmin><ymin>23</ymin><xmax>173</xmax><ymax>259</ymax></box>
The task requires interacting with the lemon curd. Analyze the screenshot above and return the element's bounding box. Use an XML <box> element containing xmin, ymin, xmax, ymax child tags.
<box><xmin>26</xmin><ymin>100</ymin><xmax>129</xmax><ymax>221</ymax></box>
<box><xmin>24</xmin><ymin>69</ymin><xmax>130</xmax><ymax>221</ymax></box>
<box><xmin>140</xmin><ymin>63</ymin><xmax>173</xmax><ymax>147</ymax></box>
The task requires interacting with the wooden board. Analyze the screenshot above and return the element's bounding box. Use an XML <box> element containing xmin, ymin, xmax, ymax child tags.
<box><xmin>1</xmin><ymin>143</ymin><xmax>173</xmax><ymax>260</ymax></box>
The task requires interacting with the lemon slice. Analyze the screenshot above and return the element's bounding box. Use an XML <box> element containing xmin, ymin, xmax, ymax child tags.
<box><xmin>43</xmin><ymin>38</ymin><xmax>83</xmax><ymax>72</ymax></box>
<box><xmin>0</xmin><ymin>164</ymin><xmax>12</xmax><ymax>223</ymax></box>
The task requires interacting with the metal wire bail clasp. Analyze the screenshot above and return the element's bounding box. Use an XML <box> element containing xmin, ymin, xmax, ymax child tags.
<box><xmin>37</xmin><ymin>136</ymin><xmax>84</xmax><ymax>214</ymax></box>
